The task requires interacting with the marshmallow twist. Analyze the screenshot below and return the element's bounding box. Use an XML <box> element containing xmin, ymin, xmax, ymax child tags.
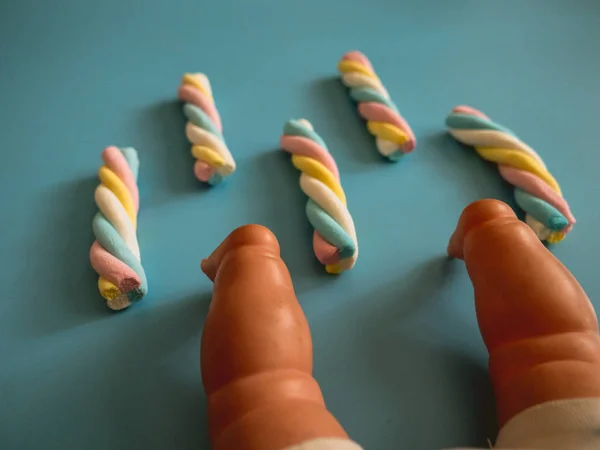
<box><xmin>338</xmin><ymin>51</ymin><xmax>416</xmax><ymax>161</ymax></box>
<box><xmin>446</xmin><ymin>106</ymin><xmax>575</xmax><ymax>243</ymax></box>
<box><xmin>178</xmin><ymin>73</ymin><xmax>236</xmax><ymax>185</ymax></box>
<box><xmin>90</xmin><ymin>147</ymin><xmax>148</xmax><ymax>310</ymax></box>
<box><xmin>281</xmin><ymin>119</ymin><xmax>358</xmax><ymax>273</ymax></box>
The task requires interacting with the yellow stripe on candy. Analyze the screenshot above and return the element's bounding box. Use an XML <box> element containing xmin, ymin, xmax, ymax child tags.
<box><xmin>98</xmin><ymin>277</ymin><xmax>121</xmax><ymax>300</ymax></box>
<box><xmin>337</xmin><ymin>60</ymin><xmax>377</xmax><ymax>79</ymax></box>
<box><xmin>182</xmin><ymin>74</ymin><xmax>214</xmax><ymax>102</ymax></box>
<box><xmin>326</xmin><ymin>263</ymin><xmax>342</xmax><ymax>274</ymax></box>
<box><xmin>191</xmin><ymin>146</ymin><xmax>225</xmax><ymax>168</ymax></box>
<box><xmin>475</xmin><ymin>147</ymin><xmax>561</xmax><ymax>195</ymax></box>
<box><xmin>292</xmin><ymin>155</ymin><xmax>347</xmax><ymax>205</ymax></box>
<box><xmin>547</xmin><ymin>232</ymin><xmax>565</xmax><ymax>244</ymax></box>
<box><xmin>367</xmin><ymin>121</ymin><xmax>409</xmax><ymax>145</ymax></box>
<box><xmin>98</xmin><ymin>166</ymin><xmax>137</xmax><ymax>226</ymax></box>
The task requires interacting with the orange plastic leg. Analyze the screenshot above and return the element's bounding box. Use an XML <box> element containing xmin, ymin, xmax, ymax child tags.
<box><xmin>449</xmin><ymin>199</ymin><xmax>600</xmax><ymax>427</ymax></box>
<box><xmin>200</xmin><ymin>225</ymin><xmax>349</xmax><ymax>450</ymax></box>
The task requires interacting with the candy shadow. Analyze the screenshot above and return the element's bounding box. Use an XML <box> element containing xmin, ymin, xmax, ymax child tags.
<box><xmin>133</xmin><ymin>100</ymin><xmax>209</xmax><ymax>208</ymax></box>
<box><xmin>101</xmin><ymin>292</ymin><xmax>211</xmax><ymax>449</ymax></box>
<box><xmin>307</xmin><ymin>77</ymin><xmax>383</xmax><ymax>167</ymax></box>
<box><xmin>421</xmin><ymin>130</ymin><xmax>517</xmax><ymax>212</ymax></box>
<box><xmin>14</xmin><ymin>292</ymin><xmax>212</xmax><ymax>450</ymax></box>
<box><xmin>366</xmin><ymin>256</ymin><xmax>458</xmax><ymax>322</ymax></box>
<box><xmin>21</xmin><ymin>176</ymin><xmax>111</xmax><ymax>338</ymax></box>
<box><xmin>368</xmin><ymin>259</ymin><xmax>497</xmax><ymax>448</ymax></box>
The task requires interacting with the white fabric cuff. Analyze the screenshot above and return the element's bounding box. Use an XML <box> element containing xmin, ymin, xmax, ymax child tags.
<box><xmin>495</xmin><ymin>397</ymin><xmax>600</xmax><ymax>449</ymax></box>
<box><xmin>283</xmin><ymin>398</ymin><xmax>600</xmax><ymax>450</ymax></box>
<box><xmin>282</xmin><ymin>438</ymin><xmax>363</xmax><ymax>450</ymax></box>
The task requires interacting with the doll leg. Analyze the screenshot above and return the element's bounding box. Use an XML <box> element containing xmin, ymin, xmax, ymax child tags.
<box><xmin>449</xmin><ymin>199</ymin><xmax>600</xmax><ymax>449</ymax></box>
<box><xmin>201</xmin><ymin>225</ymin><xmax>362</xmax><ymax>450</ymax></box>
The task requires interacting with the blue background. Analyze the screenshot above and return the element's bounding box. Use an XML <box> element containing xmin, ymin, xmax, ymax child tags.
<box><xmin>1</xmin><ymin>1</ymin><xmax>599</xmax><ymax>449</ymax></box>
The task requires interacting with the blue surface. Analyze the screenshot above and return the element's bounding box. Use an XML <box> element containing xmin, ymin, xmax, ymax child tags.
<box><xmin>1</xmin><ymin>1</ymin><xmax>599</xmax><ymax>449</ymax></box>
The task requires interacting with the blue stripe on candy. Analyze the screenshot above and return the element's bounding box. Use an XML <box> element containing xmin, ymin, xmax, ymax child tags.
<box><xmin>445</xmin><ymin>113</ymin><xmax>516</xmax><ymax>136</ymax></box>
<box><xmin>514</xmin><ymin>188</ymin><xmax>569</xmax><ymax>231</ymax></box>
<box><xmin>349</xmin><ymin>87</ymin><xmax>397</xmax><ymax>112</ymax></box>
<box><xmin>283</xmin><ymin>120</ymin><xmax>329</xmax><ymax>150</ymax></box>
<box><xmin>93</xmin><ymin>212</ymin><xmax>148</xmax><ymax>301</ymax></box>
<box><xmin>305</xmin><ymin>199</ymin><xmax>356</xmax><ymax>260</ymax></box>
<box><xmin>208</xmin><ymin>172</ymin><xmax>223</xmax><ymax>186</ymax></box>
<box><xmin>387</xmin><ymin>151</ymin><xmax>404</xmax><ymax>162</ymax></box>
<box><xmin>120</xmin><ymin>147</ymin><xmax>139</xmax><ymax>181</ymax></box>
<box><xmin>183</xmin><ymin>103</ymin><xmax>223</xmax><ymax>140</ymax></box>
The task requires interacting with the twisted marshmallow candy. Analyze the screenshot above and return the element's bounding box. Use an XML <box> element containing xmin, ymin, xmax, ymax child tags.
<box><xmin>90</xmin><ymin>147</ymin><xmax>148</xmax><ymax>310</ymax></box>
<box><xmin>338</xmin><ymin>51</ymin><xmax>416</xmax><ymax>161</ymax></box>
<box><xmin>178</xmin><ymin>73</ymin><xmax>236</xmax><ymax>185</ymax></box>
<box><xmin>281</xmin><ymin>119</ymin><xmax>358</xmax><ymax>273</ymax></box>
<box><xmin>446</xmin><ymin>106</ymin><xmax>575</xmax><ymax>243</ymax></box>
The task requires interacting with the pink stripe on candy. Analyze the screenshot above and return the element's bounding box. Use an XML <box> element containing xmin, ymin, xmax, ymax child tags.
<box><xmin>341</xmin><ymin>51</ymin><xmax>374</xmax><ymax>72</ymax></box>
<box><xmin>452</xmin><ymin>106</ymin><xmax>547</xmax><ymax>168</ymax></box>
<box><xmin>359</xmin><ymin>102</ymin><xmax>416</xmax><ymax>152</ymax></box>
<box><xmin>102</xmin><ymin>146</ymin><xmax>139</xmax><ymax>211</ymax></box>
<box><xmin>452</xmin><ymin>105</ymin><xmax>490</xmax><ymax>120</ymax></box>
<box><xmin>90</xmin><ymin>241</ymin><xmax>142</xmax><ymax>293</ymax></box>
<box><xmin>178</xmin><ymin>84</ymin><xmax>223</xmax><ymax>132</ymax></box>
<box><xmin>194</xmin><ymin>160</ymin><xmax>217</xmax><ymax>182</ymax></box>
<box><xmin>499</xmin><ymin>165</ymin><xmax>575</xmax><ymax>232</ymax></box>
<box><xmin>280</xmin><ymin>135</ymin><xmax>340</xmax><ymax>180</ymax></box>
<box><xmin>313</xmin><ymin>232</ymin><xmax>340</xmax><ymax>265</ymax></box>
<box><xmin>450</xmin><ymin>105</ymin><xmax>574</xmax><ymax>234</ymax></box>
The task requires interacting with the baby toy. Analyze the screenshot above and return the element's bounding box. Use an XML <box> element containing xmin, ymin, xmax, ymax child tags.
<box><xmin>200</xmin><ymin>200</ymin><xmax>600</xmax><ymax>449</ymax></box>
<box><xmin>200</xmin><ymin>225</ymin><xmax>355</xmax><ymax>450</ymax></box>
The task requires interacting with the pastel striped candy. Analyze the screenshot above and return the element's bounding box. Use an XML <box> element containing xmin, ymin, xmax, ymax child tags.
<box><xmin>178</xmin><ymin>73</ymin><xmax>236</xmax><ymax>185</ymax></box>
<box><xmin>338</xmin><ymin>51</ymin><xmax>415</xmax><ymax>161</ymax></box>
<box><xmin>280</xmin><ymin>119</ymin><xmax>358</xmax><ymax>274</ymax></box>
<box><xmin>90</xmin><ymin>146</ymin><xmax>148</xmax><ymax>310</ymax></box>
<box><xmin>446</xmin><ymin>106</ymin><xmax>575</xmax><ymax>244</ymax></box>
